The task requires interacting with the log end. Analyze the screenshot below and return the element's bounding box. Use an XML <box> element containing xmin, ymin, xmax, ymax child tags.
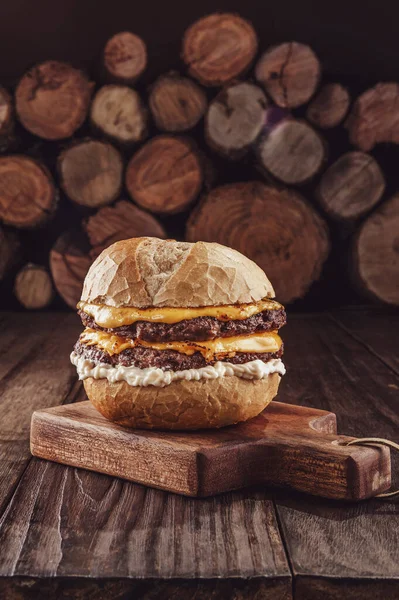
<box><xmin>126</xmin><ymin>135</ymin><xmax>203</xmax><ymax>214</ymax></box>
<box><xmin>14</xmin><ymin>264</ymin><xmax>54</xmax><ymax>309</ymax></box>
<box><xmin>103</xmin><ymin>31</ymin><xmax>147</xmax><ymax>84</ymax></box>
<box><xmin>182</xmin><ymin>13</ymin><xmax>258</xmax><ymax>86</ymax></box>
<box><xmin>16</xmin><ymin>61</ymin><xmax>93</xmax><ymax>140</ymax></box>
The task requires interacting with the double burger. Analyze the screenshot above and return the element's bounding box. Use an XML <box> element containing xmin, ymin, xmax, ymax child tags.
<box><xmin>71</xmin><ymin>237</ymin><xmax>286</xmax><ymax>430</ymax></box>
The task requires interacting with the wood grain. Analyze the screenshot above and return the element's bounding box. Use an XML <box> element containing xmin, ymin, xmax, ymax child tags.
<box><xmin>0</xmin><ymin>577</ymin><xmax>291</xmax><ymax>600</ymax></box>
<box><xmin>0</xmin><ymin>313</ymin><xmax>81</xmax><ymax>516</ymax></box>
<box><xmin>31</xmin><ymin>401</ymin><xmax>390</xmax><ymax>500</ymax></box>
<box><xmin>275</xmin><ymin>315</ymin><xmax>399</xmax><ymax>596</ymax></box>
<box><xmin>0</xmin><ymin>311</ymin><xmax>398</xmax><ymax>598</ymax></box>
<box><xmin>331</xmin><ymin>309</ymin><xmax>399</xmax><ymax>375</ymax></box>
<box><xmin>0</xmin><ymin>459</ymin><xmax>290</xmax><ymax>584</ymax></box>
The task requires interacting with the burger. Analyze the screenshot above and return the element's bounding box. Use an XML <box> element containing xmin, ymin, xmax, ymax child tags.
<box><xmin>71</xmin><ymin>237</ymin><xmax>286</xmax><ymax>430</ymax></box>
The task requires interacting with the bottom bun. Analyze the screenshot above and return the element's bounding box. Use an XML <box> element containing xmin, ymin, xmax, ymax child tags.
<box><xmin>84</xmin><ymin>373</ymin><xmax>281</xmax><ymax>430</ymax></box>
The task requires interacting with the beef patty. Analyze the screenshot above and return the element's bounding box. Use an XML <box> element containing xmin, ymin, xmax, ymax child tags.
<box><xmin>74</xmin><ymin>340</ymin><xmax>284</xmax><ymax>371</ymax></box>
<box><xmin>78</xmin><ymin>308</ymin><xmax>286</xmax><ymax>343</ymax></box>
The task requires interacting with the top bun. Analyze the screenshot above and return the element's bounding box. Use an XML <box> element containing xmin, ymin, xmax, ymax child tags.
<box><xmin>81</xmin><ymin>237</ymin><xmax>274</xmax><ymax>308</ymax></box>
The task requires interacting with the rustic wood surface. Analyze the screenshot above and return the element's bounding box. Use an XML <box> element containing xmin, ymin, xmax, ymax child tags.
<box><xmin>31</xmin><ymin>400</ymin><xmax>391</xmax><ymax>500</ymax></box>
<box><xmin>0</xmin><ymin>311</ymin><xmax>397</xmax><ymax>599</ymax></box>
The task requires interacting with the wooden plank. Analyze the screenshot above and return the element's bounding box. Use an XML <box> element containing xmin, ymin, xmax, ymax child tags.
<box><xmin>0</xmin><ymin>313</ymin><xmax>82</xmax><ymax>516</ymax></box>
<box><xmin>331</xmin><ymin>308</ymin><xmax>399</xmax><ymax>374</ymax></box>
<box><xmin>0</xmin><ymin>459</ymin><xmax>291</xmax><ymax>592</ymax></box>
<box><xmin>0</xmin><ymin>577</ymin><xmax>291</xmax><ymax>600</ymax></box>
<box><xmin>30</xmin><ymin>400</ymin><xmax>390</xmax><ymax>500</ymax></box>
<box><xmin>276</xmin><ymin>314</ymin><xmax>399</xmax><ymax>598</ymax></box>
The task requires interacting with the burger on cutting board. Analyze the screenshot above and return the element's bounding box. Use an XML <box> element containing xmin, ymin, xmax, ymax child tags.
<box><xmin>71</xmin><ymin>237</ymin><xmax>286</xmax><ymax>430</ymax></box>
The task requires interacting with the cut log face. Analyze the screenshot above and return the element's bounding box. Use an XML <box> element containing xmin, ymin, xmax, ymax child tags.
<box><xmin>103</xmin><ymin>32</ymin><xmax>147</xmax><ymax>84</ymax></box>
<box><xmin>351</xmin><ymin>194</ymin><xmax>399</xmax><ymax>306</ymax></box>
<box><xmin>206</xmin><ymin>82</ymin><xmax>268</xmax><ymax>158</ymax></box>
<box><xmin>258</xmin><ymin>119</ymin><xmax>325</xmax><ymax>185</ymax></box>
<box><xmin>84</xmin><ymin>199</ymin><xmax>166</xmax><ymax>257</ymax></box>
<box><xmin>317</xmin><ymin>152</ymin><xmax>385</xmax><ymax>221</ymax></box>
<box><xmin>16</xmin><ymin>61</ymin><xmax>93</xmax><ymax>140</ymax></box>
<box><xmin>307</xmin><ymin>83</ymin><xmax>350</xmax><ymax>129</ymax></box>
<box><xmin>90</xmin><ymin>85</ymin><xmax>147</xmax><ymax>144</ymax></box>
<box><xmin>0</xmin><ymin>156</ymin><xmax>57</xmax><ymax>228</ymax></box>
<box><xmin>255</xmin><ymin>42</ymin><xmax>321</xmax><ymax>108</ymax></box>
<box><xmin>126</xmin><ymin>136</ymin><xmax>203</xmax><ymax>214</ymax></box>
<box><xmin>182</xmin><ymin>13</ymin><xmax>258</xmax><ymax>86</ymax></box>
<box><xmin>58</xmin><ymin>139</ymin><xmax>123</xmax><ymax>208</ymax></box>
<box><xmin>345</xmin><ymin>83</ymin><xmax>399</xmax><ymax>151</ymax></box>
<box><xmin>14</xmin><ymin>264</ymin><xmax>54</xmax><ymax>309</ymax></box>
<box><xmin>186</xmin><ymin>181</ymin><xmax>330</xmax><ymax>304</ymax></box>
<box><xmin>0</xmin><ymin>86</ymin><xmax>14</xmax><ymax>151</ymax></box>
<box><xmin>0</xmin><ymin>227</ymin><xmax>20</xmax><ymax>280</ymax></box>
<box><xmin>50</xmin><ymin>231</ymin><xmax>92</xmax><ymax>309</ymax></box>
<box><xmin>149</xmin><ymin>73</ymin><xmax>207</xmax><ymax>132</ymax></box>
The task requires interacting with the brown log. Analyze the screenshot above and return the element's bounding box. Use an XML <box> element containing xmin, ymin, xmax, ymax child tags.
<box><xmin>317</xmin><ymin>152</ymin><xmax>385</xmax><ymax>221</ymax></box>
<box><xmin>182</xmin><ymin>13</ymin><xmax>258</xmax><ymax>87</ymax></box>
<box><xmin>0</xmin><ymin>155</ymin><xmax>57</xmax><ymax>228</ymax></box>
<box><xmin>257</xmin><ymin>115</ymin><xmax>326</xmax><ymax>185</ymax></box>
<box><xmin>126</xmin><ymin>135</ymin><xmax>203</xmax><ymax>214</ymax></box>
<box><xmin>149</xmin><ymin>73</ymin><xmax>207</xmax><ymax>132</ymax></box>
<box><xmin>205</xmin><ymin>82</ymin><xmax>268</xmax><ymax>159</ymax></box>
<box><xmin>15</xmin><ymin>61</ymin><xmax>93</xmax><ymax>140</ymax></box>
<box><xmin>306</xmin><ymin>83</ymin><xmax>350</xmax><ymax>129</ymax></box>
<box><xmin>345</xmin><ymin>83</ymin><xmax>399</xmax><ymax>151</ymax></box>
<box><xmin>90</xmin><ymin>85</ymin><xmax>147</xmax><ymax>145</ymax></box>
<box><xmin>50</xmin><ymin>230</ymin><xmax>92</xmax><ymax>309</ymax></box>
<box><xmin>58</xmin><ymin>139</ymin><xmax>123</xmax><ymax>208</ymax></box>
<box><xmin>186</xmin><ymin>181</ymin><xmax>330</xmax><ymax>304</ymax></box>
<box><xmin>0</xmin><ymin>86</ymin><xmax>15</xmax><ymax>152</ymax></box>
<box><xmin>84</xmin><ymin>199</ymin><xmax>166</xmax><ymax>258</ymax></box>
<box><xmin>14</xmin><ymin>263</ymin><xmax>54</xmax><ymax>309</ymax></box>
<box><xmin>0</xmin><ymin>227</ymin><xmax>20</xmax><ymax>280</ymax></box>
<box><xmin>351</xmin><ymin>194</ymin><xmax>399</xmax><ymax>306</ymax></box>
<box><xmin>255</xmin><ymin>42</ymin><xmax>321</xmax><ymax>108</ymax></box>
<box><xmin>103</xmin><ymin>31</ymin><xmax>147</xmax><ymax>84</ymax></box>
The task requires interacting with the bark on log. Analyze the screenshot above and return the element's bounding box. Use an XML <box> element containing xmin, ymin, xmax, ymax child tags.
<box><xmin>182</xmin><ymin>13</ymin><xmax>258</xmax><ymax>86</ymax></box>
<box><xmin>50</xmin><ymin>230</ymin><xmax>92</xmax><ymax>309</ymax></box>
<box><xmin>58</xmin><ymin>139</ymin><xmax>123</xmax><ymax>208</ymax></box>
<box><xmin>84</xmin><ymin>199</ymin><xmax>166</xmax><ymax>258</ymax></box>
<box><xmin>306</xmin><ymin>83</ymin><xmax>350</xmax><ymax>129</ymax></box>
<box><xmin>186</xmin><ymin>181</ymin><xmax>330</xmax><ymax>304</ymax></box>
<box><xmin>205</xmin><ymin>82</ymin><xmax>268</xmax><ymax>159</ymax></box>
<box><xmin>0</xmin><ymin>227</ymin><xmax>20</xmax><ymax>280</ymax></box>
<box><xmin>0</xmin><ymin>156</ymin><xmax>57</xmax><ymax>228</ymax></box>
<box><xmin>351</xmin><ymin>193</ymin><xmax>399</xmax><ymax>306</ymax></box>
<box><xmin>126</xmin><ymin>135</ymin><xmax>203</xmax><ymax>214</ymax></box>
<box><xmin>255</xmin><ymin>42</ymin><xmax>321</xmax><ymax>108</ymax></box>
<box><xmin>0</xmin><ymin>86</ymin><xmax>15</xmax><ymax>152</ymax></box>
<box><xmin>14</xmin><ymin>263</ymin><xmax>54</xmax><ymax>309</ymax></box>
<box><xmin>103</xmin><ymin>32</ymin><xmax>147</xmax><ymax>84</ymax></box>
<box><xmin>90</xmin><ymin>85</ymin><xmax>147</xmax><ymax>145</ymax></box>
<box><xmin>345</xmin><ymin>83</ymin><xmax>399</xmax><ymax>151</ymax></box>
<box><xmin>257</xmin><ymin>115</ymin><xmax>326</xmax><ymax>185</ymax></box>
<box><xmin>317</xmin><ymin>152</ymin><xmax>385</xmax><ymax>221</ymax></box>
<box><xmin>149</xmin><ymin>73</ymin><xmax>207</xmax><ymax>132</ymax></box>
<box><xmin>16</xmin><ymin>61</ymin><xmax>93</xmax><ymax>140</ymax></box>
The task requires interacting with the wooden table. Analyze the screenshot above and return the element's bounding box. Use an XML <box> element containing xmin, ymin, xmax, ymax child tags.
<box><xmin>0</xmin><ymin>310</ymin><xmax>397</xmax><ymax>599</ymax></box>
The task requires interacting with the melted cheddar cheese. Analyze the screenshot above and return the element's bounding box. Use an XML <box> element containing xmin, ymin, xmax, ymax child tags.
<box><xmin>78</xmin><ymin>298</ymin><xmax>282</xmax><ymax>328</ymax></box>
<box><xmin>80</xmin><ymin>328</ymin><xmax>282</xmax><ymax>361</ymax></box>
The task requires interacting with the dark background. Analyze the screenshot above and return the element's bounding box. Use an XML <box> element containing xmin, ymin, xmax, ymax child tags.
<box><xmin>1</xmin><ymin>0</ymin><xmax>398</xmax><ymax>311</ymax></box>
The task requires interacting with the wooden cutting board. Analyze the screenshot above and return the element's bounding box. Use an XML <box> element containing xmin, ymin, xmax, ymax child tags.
<box><xmin>30</xmin><ymin>400</ymin><xmax>391</xmax><ymax>500</ymax></box>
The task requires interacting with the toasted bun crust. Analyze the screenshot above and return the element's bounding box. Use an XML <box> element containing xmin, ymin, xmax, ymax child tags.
<box><xmin>81</xmin><ymin>237</ymin><xmax>274</xmax><ymax>308</ymax></box>
<box><xmin>84</xmin><ymin>373</ymin><xmax>281</xmax><ymax>430</ymax></box>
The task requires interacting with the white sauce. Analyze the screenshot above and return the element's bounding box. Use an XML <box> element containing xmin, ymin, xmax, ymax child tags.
<box><xmin>70</xmin><ymin>352</ymin><xmax>285</xmax><ymax>388</ymax></box>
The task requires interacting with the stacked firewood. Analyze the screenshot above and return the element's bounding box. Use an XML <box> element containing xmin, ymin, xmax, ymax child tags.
<box><xmin>0</xmin><ymin>14</ymin><xmax>398</xmax><ymax>310</ymax></box>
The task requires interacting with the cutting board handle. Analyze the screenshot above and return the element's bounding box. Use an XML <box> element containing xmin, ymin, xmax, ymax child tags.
<box><xmin>260</xmin><ymin>432</ymin><xmax>391</xmax><ymax>500</ymax></box>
